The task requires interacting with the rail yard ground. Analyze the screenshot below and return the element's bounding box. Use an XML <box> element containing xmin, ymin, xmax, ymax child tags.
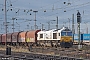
<box><xmin>0</xmin><ymin>45</ymin><xmax>90</xmax><ymax>60</ymax></box>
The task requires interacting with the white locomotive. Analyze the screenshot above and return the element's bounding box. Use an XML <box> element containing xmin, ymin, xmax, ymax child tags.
<box><xmin>37</xmin><ymin>27</ymin><xmax>73</xmax><ymax>47</ymax></box>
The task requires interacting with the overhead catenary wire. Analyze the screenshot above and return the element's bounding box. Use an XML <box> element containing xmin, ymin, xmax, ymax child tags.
<box><xmin>1</xmin><ymin>0</ymin><xmax>90</xmax><ymax>19</ymax></box>
<box><xmin>1</xmin><ymin>0</ymin><xmax>90</xmax><ymax>14</ymax></box>
<box><xmin>35</xmin><ymin>1</ymin><xmax>90</xmax><ymax>21</ymax></box>
<box><xmin>0</xmin><ymin>0</ymin><xmax>90</xmax><ymax>22</ymax></box>
<box><xmin>1</xmin><ymin>0</ymin><xmax>90</xmax><ymax>33</ymax></box>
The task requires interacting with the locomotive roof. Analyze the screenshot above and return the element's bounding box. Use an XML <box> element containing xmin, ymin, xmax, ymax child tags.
<box><xmin>37</xmin><ymin>27</ymin><xmax>71</xmax><ymax>34</ymax></box>
<box><xmin>58</xmin><ymin>27</ymin><xmax>66</xmax><ymax>32</ymax></box>
<box><xmin>62</xmin><ymin>27</ymin><xmax>72</xmax><ymax>32</ymax></box>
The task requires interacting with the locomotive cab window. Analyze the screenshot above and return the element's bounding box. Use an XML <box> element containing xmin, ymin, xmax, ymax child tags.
<box><xmin>40</xmin><ymin>34</ymin><xmax>43</xmax><ymax>38</ymax></box>
<box><xmin>61</xmin><ymin>32</ymin><xmax>66</xmax><ymax>36</ymax></box>
<box><xmin>67</xmin><ymin>32</ymin><xmax>72</xmax><ymax>36</ymax></box>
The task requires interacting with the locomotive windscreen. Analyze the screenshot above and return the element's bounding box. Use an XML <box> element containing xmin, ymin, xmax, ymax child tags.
<box><xmin>61</xmin><ymin>32</ymin><xmax>72</xmax><ymax>36</ymax></box>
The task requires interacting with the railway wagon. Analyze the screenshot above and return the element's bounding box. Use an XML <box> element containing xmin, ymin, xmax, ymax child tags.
<box><xmin>82</xmin><ymin>34</ymin><xmax>90</xmax><ymax>42</ymax></box>
<box><xmin>7</xmin><ymin>33</ymin><xmax>12</xmax><ymax>45</ymax></box>
<box><xmin>12</xmin><ymin>32</ymin><xmax>20</xmax><ymax>46</ymax></box>
<box><xmin>0</xmin><ymin>34</ymin><xmax>2</xmax><ymax>44</ymax></box>
<box><xmin>74</xmin><ymin>34</ymin><xmax>83</xmax><ymax>43</ymax></box>
<box><xmin>18</xmin><ymin>31</ymin><xmax>27</xmax><ymax>46</ymax></box>
<box><xmin>2</xmin><ymin>33</ymin><xmax>17</xmax><ymax>45</ymax></box>
<box><xmin>73</xmin><ymin>34</ymin><xmax>90</xmax><ymax>45</ymax></box>
<box><xmin>26</xmin><ymin>30</ymin><xmax>40</xmax><ymax>46</ymax></box>
<box><xmin>2</xmin><ymin>34</ymin><xmax>6</xmax><ymax>45</ymax></box>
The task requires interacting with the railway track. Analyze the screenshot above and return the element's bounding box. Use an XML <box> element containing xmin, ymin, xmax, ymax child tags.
<box><xmin>29</xmin><ymin>45</ymin><xmax>90</xmax><ymax>59</ymax></box>
<box><xmin>0</xmin><ymin>45</ymin><xmax>90</xmax><ymax>60</ymax></box>
<box><xmin>0</xmin><ymin>50</ymin><xmax>89</xmax><ymax>60</ymax></box>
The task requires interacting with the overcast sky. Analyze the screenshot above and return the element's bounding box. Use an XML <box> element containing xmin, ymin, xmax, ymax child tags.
<box><xmin>0</xmin><ymin>0</ymin><xmax>90</xmax><ymax>34</ymax></box>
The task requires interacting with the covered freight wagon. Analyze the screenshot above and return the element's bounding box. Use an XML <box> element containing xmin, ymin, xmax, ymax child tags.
<box><xmin>0</xmin><ymin>34</ymin><xmax>2</xmax><ymax>44</ymax></box>
<box><xmin>26</xmin><ymin>30</ymin><xmax>40</xmax><ymax>46</ymax></box>
<box><xmin>2</xmin><ymin>34</ymin><xmax>6</xmax><ymax>45</ymax></box>
<box><xmin>18</xmin><ymin>31</ymin><xmax>27</xmax><ymax>46</ymax></box>
<box><xmin>12</xmin><ymin>32</ymin><xmax>20</xmax><ymax>45</ymax></box>
<box><xmin>26</xmin><ymin>30</ymin><xmax>40</xmax><ymax>43</ymax></box>
<box><xmin>7</xmin><ymin>33</ymin><xmax>12</xmax><ymax>45</ymax></box>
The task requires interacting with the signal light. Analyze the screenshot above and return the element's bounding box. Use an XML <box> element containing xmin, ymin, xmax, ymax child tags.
<box><xmin>2</xmin><ymin>9</ymin><xmax>4</xmax><ymax>11</ymax></box>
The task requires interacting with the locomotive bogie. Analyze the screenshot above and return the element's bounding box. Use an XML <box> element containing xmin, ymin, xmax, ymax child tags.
<box><xmin>60</xmin><ymin>41</ymin><xmax>73</xmax><ymax>48</ymax></box>
<box><xmin>37</xmin><ymin>40</ymin><xmax>60</xmax><ymax>47</ymax></box>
